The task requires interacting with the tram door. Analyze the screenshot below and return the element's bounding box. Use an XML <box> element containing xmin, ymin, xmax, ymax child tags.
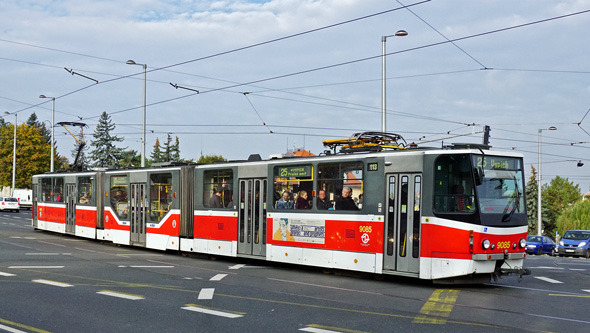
<box><xmin>32</xmin><ymin>184</ymin><xmax>39</xmax><ymax>228</ymax></box>
<box><xmin>129</xmin><ymin>183</ymin><xmax>147</xmax><ymax>246</ymax></box>
<box><xmin>65</xmin><ymin>183</ymin><xmax>77</xmax><ymax>234</ymax></box>
<box><xmin>383</xmin><ymin>173</ymin><xmax>422</xmax><ymax>274</ymax></box>
<box><xmin>237</xmin><ymin>179</ymin><xmax>267</xmax><ymax>257</ymax></box>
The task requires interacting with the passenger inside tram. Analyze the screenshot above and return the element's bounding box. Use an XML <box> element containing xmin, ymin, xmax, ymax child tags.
<box><xmin>316</xmin><ymin>189</ymin><xmax>332</xmax><ymax>210</ymax></box>
<box><xmin>335</xmin><ymin>186</ymin><xmax>359</xmax><ymax>210</ymax></box>
<box><xmin>294</xmin><ymin>190</ymin><xmax>311</xmax><ymax>209</ymax></box>
<box><xmin>277</xmin><ymin>191</ymin><xmax>294</xmax><ymax>209</ymax></box>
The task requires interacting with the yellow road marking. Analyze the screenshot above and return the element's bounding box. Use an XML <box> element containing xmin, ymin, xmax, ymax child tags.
<box><xmin>549</xmin><ymin>294</ymin><xmax>590</xmax><ymax>298</ymax></box>
<box><xmin>413</xmin><ymin>289</ymin><xmax>460</xmax><ymax>324</ymax></box>
<box><xmin>0</xmin><ymin>318</ymin><xmax>51</xmax><ymax>333</ymax></box>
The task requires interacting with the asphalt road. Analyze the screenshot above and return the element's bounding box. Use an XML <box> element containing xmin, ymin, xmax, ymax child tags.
<box><xmin>1</xmin><ymin>210</ymin><xmax>589</xmax><ymax>333</ymax></box>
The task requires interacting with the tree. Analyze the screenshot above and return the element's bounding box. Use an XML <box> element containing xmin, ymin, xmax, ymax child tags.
<box><xmin>26</xmin><ymin>112</ymin><xmax>64</xmax><ymax>168</ymax></box>
<box><xmin>170</xmin><ymin>136</ymin><xmax>181</xmax><ymax>162</ymax></box>
<box><xmin>150</xmin><ymin>138</ymin><xmax>165</xmax><ymax>163</ymax></box>
<box><xmin>0</xmin><ymin>122</ymin><xmax>51</xmax><ymax>188</ymax></box>
<box><xmin>26</xmin><ymin>112</ymin><xmax>51</xmax><ymax>144</ymax></box>
<box><xmin>120</xmin><ymin>150</ymin><xmax>141</xmax><ymax>168</ymax></box>
<box><xmin>197</xmin><ymin>154</ymin><xmax>227</xmax><ymax>164</ymax></box>
<box><xmin>90</xmin><ymin>112</ymin><xmax>126</xmax><ymax>168</ymax></box>
<box><xmin>556</xmin><ymin>200</ymin><xmax>590</xmax><ymax>237</ymax></box>
<box><xmin>526</xmin><ymin>165</ymin><xmax>539</xmax><ymax>234</ymax></box>
<box><xmin>543</xmin><ymin>176</ymin><xmax>581</xmax><ymax>237</ymax></box>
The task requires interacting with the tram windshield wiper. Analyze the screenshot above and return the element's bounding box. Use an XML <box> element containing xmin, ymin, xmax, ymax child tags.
<box><xmin>501</xmin><ymin>176</ymin><xmax>520</xmax><ymax>222</ymax></box>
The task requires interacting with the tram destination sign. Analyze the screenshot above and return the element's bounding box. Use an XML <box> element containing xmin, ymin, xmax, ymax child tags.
<box><xmin>278</xmin><ymin>165</ymin><xmax>312</xmax><ymax>178</ymax></box>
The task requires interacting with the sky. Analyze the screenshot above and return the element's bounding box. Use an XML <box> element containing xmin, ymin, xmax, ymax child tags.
<box><xmin>1</xmin><ymin>0</ymin><xmax>590</xmax><ymax>193</ymax></box>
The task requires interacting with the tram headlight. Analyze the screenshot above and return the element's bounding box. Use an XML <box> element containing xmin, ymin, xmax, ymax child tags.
<box><xmin>482</xmin><ymin>239</ymin><xmax>491</xmax><ymax>250</ymax></box>
<box><xmin>519</xmin><ymin>238</ymin><xmax>526</xmax><ymax>248</ymax></box>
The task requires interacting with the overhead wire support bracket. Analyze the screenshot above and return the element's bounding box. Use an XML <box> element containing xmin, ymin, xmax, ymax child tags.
<box><xmin>64</xmin><ymin>67</ymin><xmax>98</xmax><ymax>84</ymax></box>
<box><xmin>170</xmin><ymin>83</ymin><xmax>199</xmax><ymax>94</ymax></box>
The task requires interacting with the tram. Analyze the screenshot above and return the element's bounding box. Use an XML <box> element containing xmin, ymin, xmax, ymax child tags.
<box><xmin>31</xmin><ymin>132</ymin><xmax>529</xmax><ymax>282</ymax></box>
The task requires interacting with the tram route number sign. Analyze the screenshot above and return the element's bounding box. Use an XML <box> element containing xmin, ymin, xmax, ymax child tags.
<box><xmin>278</xmin><ymin>166</ymin><xmax>312</xmax><ymax>178</ymax></box>
<box><xmin>367</xmin><ymin>163</ymin><xmax>378</xmax><ymax>172</ymax></box>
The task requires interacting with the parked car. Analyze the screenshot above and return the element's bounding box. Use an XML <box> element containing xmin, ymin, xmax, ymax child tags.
<box><xmin>558</xmin><ymin>230</ymin><xmax>590</xmax><ymax>259</ymax></box>
<box><xmin>0</xmin><ymin>197</ymin><xmax>20</xmax><ymax>212</ymax></box>
<box><xmin>526</xmin><ymin>235</ymin><xmax>556</xmax><ymax>256</ymax></box>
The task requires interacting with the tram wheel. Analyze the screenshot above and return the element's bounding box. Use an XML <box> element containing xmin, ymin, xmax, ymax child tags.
<box><xmin>321</xmin><ymin>268</ymin><xmax>334</xmax><ymax>275</ymax></box>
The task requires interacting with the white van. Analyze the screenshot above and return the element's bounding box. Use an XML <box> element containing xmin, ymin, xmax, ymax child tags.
<box><xmin>13</xmin><ymin>189</ymin><xmax>32</xmax><ymax>210</ymax></box>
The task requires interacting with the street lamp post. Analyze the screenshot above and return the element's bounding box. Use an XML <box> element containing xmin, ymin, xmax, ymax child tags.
<box><xmin>3</xmin><ymin>112</ymin><xmax>16</xmax><ymax>195</ymax></box>
<box><xmin>39</xmin><ymin>95</ymin><xmax>55</xmax><ymax>172</ymax></box>
<box><xmin>381</xmin><ymin>30</ymin><xmax>408</xmax><ymax>133</ymax></box>
<box><xmin>537</xmin><ymin>126</ymin><xmax>557</xmax><ymax>235</ymax></box>
<box><xmin>126</xmin><ymin>60</ymin><xmax>147</xmax><ymax>168</ymax></box>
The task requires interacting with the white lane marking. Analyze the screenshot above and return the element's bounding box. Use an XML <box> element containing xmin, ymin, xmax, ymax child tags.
<box><xmin>198</xmin><ymin>288</ymin><xmax>215</xmax><ymax>300</ymax></box>
<box><xmin>534</xmin><ymin>276</ymin><xmax>563</xmax><ymax>284</ymax></box>
<box><xmin>0</xmin><ymin>323</ymin><xmax>27</xmax><ymax>333</ymax></box>
<box><xmin>181</xmin><ymin>306</ymin><xmax>243</xmax><ymax>318</ymax></box>
<box><xmin>116</xmin><ymin>253</ymin><xmax>163</xmax><ymax>257</ymax></box>
<box><xmin>0</xmin><ymin>272</ymin><xmax>16</xmax><ymax>277</ymax></box>
<box><xmin>268</xmin><ymin>278</ymin><xmax>382</xmax><ymax>296</ymax></box>
<box><xmin>25</xmin><ymin>253</ymin><xmax>60</xmax><ymax>255</ymax></box>
<box><xmin>210</xmin><ymin>274</ymin><xmax>227</xmax><ymax>281</ymax></box>
<box><xmin>37</xmin><ymin>241</ymin><xmax>67</xmax><ymax>248</ymax></box>
<box><xmin>9</xmin><ymin>266</ymin><xmax>64</xmax><ymax>269</ymax></box>
<box><xmin>97</xmin><ymin>291</ymin><xmax>145</xmax><ymax>300</ymax></box>
<box><xmin>569</xmin><ymin>268</ymin><xmax>586</xmax><ymax>271</ymax></box>
<box><xmin>75</xmin><ymin>247</ymin><xmax>97</xmax><ymax>253</ymax></box>
<box><xmin>528</xmin><ymin>266</ymin><xmax>564</xmax><ymax>270</ymax></box>
<box><xmin>33</xmin><ymin>279</ymin><xmax>73</xmax><ymax>287</ymax></box>
<box><xmin>300</xmin><ymin>328</ymin><xmax>341</xmax><ymax>333</ymax></box>
<box><xmin>229</xmin><ymin>264</ymin><xmax>245</xmax><ymax>270</ymax></box>
<box><xmin>118</xmin><ymin>265</ymin><xmax>174</xmax><ymax>268</ymax></box>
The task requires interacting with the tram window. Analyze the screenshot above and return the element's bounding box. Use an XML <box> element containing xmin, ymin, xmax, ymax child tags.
<box><xmin>273</xmin><ymin>165</ymin><xmax>313</xmax><ymax>210</ymax></box>
<box><xmin>203</xmin><ymin>169</ymin><xmax>233</xmax><ymax>209</ymax></box>
<box><xmin>77</xmin><ymin>176</ymin><xmax>95</xmax><ymax>205</ymax></box>
<box><xmin>53</xmin><ymin>177</ymin><xmax>64</xmax><ymax>202</ymax></box>
<box><xmin>41</xmin><ymin>178</ymin><xmax>52</xmax><ymax>202</ymax></box>
<box><xmin>318</xmin><ymin>162</ymin><xmax>363</xmax><ymax>211</ymax></box>
<box><xmin>110</xmin><ymin>175</ymin><xmax>129</xmax><ymax>219</ymax></box>
<box><xmin>149</xmin><ymin>173</ymin><xmax>173</xmax><ymax>222</ymax></box>
<box><xmin>433</xmin><ymin>154</ymin><xmax>476</xmax><ymax>214</ymax></box>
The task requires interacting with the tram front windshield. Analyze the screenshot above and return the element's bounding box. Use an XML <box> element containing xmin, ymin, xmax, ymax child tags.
<box><xmin>472</xmin><ymin>155</ymin><xmax>526</xmax><ymax>227</ymax></box>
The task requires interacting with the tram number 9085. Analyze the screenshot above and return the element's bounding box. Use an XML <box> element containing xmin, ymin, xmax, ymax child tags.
<box><xmin>359</xmin><ymin>225</ymin><xmax>372</xmax><ymax>233</ymax></box>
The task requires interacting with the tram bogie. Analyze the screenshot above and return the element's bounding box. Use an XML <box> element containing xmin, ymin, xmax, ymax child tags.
<box><xmin>32</xmin><ymin>143</ymin><xmax>529</xmax><ymax>282</ymax></box>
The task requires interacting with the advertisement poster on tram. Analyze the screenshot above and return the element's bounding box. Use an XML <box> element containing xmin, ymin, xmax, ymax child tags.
<box><xmin>272</xmin><ymin>218</ymin><xmax>325</xmax><ymax>244</ymax></box>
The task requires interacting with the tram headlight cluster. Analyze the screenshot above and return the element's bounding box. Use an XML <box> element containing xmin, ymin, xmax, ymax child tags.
<box><xmin>519</xmin><ymin>238</ymin><xmax>526</xmax><ymax>248</ymax></box>
<box><xmin>482</xmin><ymin>239</ymin><xmax>491</xmax><ymax>250</ymax></box>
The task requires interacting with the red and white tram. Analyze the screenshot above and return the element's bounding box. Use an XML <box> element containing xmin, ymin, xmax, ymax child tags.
<box><xmin>32</xmin><ymin>134</ymin><xmax>529</xmax><ymax>282</ymax></box>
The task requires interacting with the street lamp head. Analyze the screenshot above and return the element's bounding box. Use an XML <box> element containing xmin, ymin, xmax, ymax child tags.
<box><xmin>126</xmin><ymin>60</ymin><xmax>137</xmax><ymax>65</ymax></box>
<box><xmin>39</xmin><ymin>95</ymin><xmax>46</xmax><ymax>98</ymax></box>
<box><xmin>395</xmin><ymin>30</ymin><xmax>408</xmax><ymax>37</ymax></box>
<box><xmin>4</xmin><ymin>111</ymin><xmax>9</xmax><ymax>116</ymax></box>
<box><xmin>548</xmin><ymin>126</ymin><xmax>557</xmax><ymax>131</ymax></box>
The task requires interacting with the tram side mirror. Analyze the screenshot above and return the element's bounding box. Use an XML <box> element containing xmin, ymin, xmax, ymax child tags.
<box><xmin>473</xmin><ymin>167</ymin><xmax>484</xmax><ymax>186</ymax></box>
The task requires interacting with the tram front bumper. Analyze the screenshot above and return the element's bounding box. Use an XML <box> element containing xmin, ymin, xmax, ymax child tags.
<box><xmin>472</xmin><ymin>252</ymin><xmax>526</xmax><ymax>261</ymax></box>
